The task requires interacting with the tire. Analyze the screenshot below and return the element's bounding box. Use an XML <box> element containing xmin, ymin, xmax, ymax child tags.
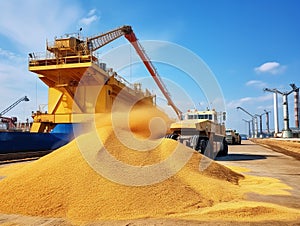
<box><xmin>217</xmin><ymin>138</ymin><xmax>228</xmax><ymax>157</ymax></box>
<box><xmin>199</xmin><ymin>139</ymin><xmax>208</xmax><ymax>154</ymax></box>
<box><xmin>165</xmin><ymin>133</ymin><xmax>179</xmax><ymax>140</ymax></box>
<box><xmin>232</xmin><ymin>137</ymin><xmax>235</xmax><ymax>145</ymax></box>
<box><xmin>190</xmin><ymin>135</ymin><xmax>201</xmax><ymax>151</ymax></box>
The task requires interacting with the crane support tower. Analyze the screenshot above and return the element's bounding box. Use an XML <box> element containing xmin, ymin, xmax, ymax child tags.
<box><xmin>264</xmin><ymin>85</ymin><xmax>298</xmax><ymax>138</ymax></box>
<box><xmin>290</xmin><ymin>84</ymin><xmax>299</xmax><ymax>129</ymax></box>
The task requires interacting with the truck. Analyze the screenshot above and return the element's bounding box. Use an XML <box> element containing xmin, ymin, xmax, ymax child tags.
<box><xmin>225</xmin><ymin>129</ymin><xmax>241</xmax><ymax>145</ymax></box>
<box><xmin>166</xmin><ymin>109</ymin><xmax>228</xmax><ymax>158</ymax></box>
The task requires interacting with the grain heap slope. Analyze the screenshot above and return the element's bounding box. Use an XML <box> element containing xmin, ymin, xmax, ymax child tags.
<box><xmin>0</xmin><ymin>106</ymin><xmax>245</xmax><ymax>223</ymax></box>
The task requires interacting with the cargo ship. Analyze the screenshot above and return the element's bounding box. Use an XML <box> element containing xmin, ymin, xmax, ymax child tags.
<box><xmin>1</xmin><ymin>26</ymin><xmax>160</xmax><ymax>158</ymax></box>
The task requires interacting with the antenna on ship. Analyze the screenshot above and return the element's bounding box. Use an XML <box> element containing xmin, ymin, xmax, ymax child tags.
<box><xmin>78</xmin><ymin>27</ymin><xmax>82</xmax><ymax>38</ymax></box>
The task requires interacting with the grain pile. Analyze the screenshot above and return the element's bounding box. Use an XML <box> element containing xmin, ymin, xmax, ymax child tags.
<box><xmin>0</xmin><ymin>105</ymin><xmax>299</xmax><ymax>224</ymax></box>
<box><xmin>252</xmin><ymin>138</ymin><xmax>300</xmax><ymax>160</ymax></box>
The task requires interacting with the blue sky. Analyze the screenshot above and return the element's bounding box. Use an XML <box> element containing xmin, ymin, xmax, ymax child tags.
<box><xmin>0</xmin><ymin>0</ymin><xmax>299</xmax><ymax>135</ymax></box>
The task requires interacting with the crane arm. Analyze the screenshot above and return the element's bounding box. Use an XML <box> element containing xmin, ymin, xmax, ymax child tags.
<box><xmin>123</xmin><ymin>29</ymin><xmax>182</xmax><ymax>119</ymax></box>
<box><xmin>0</xmin><ymin>96</ymin><xmax>29</xmax><ymax>116</ymax></box>
<box><xmin>88</xmin><ymin>25</ymin><xmax>182</xmax><ymax>119</ymax></box>
<box><xmin>236</xmin><ymin>106</ymin><xmax>255</xmax><ymax>118</ymax></box>
<box><xmin>263</xmin><ymin>88</ymin><xmax>283</xmax><ymax>95</ymax></box>
<box><xmin>87</xmin><ymin>26</ymin><xmax>133</xmax><ymax>52</ymax></box>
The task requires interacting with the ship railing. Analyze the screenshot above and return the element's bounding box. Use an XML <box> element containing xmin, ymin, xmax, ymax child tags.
<box><xmin>113</xmin><ymin>74</ymin><xmax>134</xmax><ymax>90</ymax></box>
<box><xmin>28</xmin><ymin>51</ymin><xmax>99</xmax><ymax>67</ymax></box>
<box><xmin>112</xmin><ymin>73</ymin><xmax>153</xmax><ymax>98</ymax></box>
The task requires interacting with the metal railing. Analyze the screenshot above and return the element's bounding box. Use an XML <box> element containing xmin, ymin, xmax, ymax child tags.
<box><xmin>28</xmin><ymin>51</ymin><xmax>99</xmax><ymax>67</ymax></box>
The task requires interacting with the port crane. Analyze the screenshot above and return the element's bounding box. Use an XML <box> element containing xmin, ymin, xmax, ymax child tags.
<box><xmin>29</xmin><ymin>26</ymin><xmax>182</xmax><ymax>133</ymax></box>
<box><xmin>73</xmin><ymin>26</ymin><xmax>182</xmax><ymax>118</ymax></box>
<box><xmin>0</xmin><ymin>96</ymin><xmax>29</xmax><ymax>117</ymax></box>
<box><xmin>26</xmin><ymin>25</ymin><xmax>226</xmax><ymax>155</ymax></box>
<box><xmin>0</xmin><ymin>96</ymin><xmax>29</xmax><ymax>130</ymax></box>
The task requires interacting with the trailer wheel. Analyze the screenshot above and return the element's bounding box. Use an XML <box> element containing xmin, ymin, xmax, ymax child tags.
<box><xmin>165</xmin><ymin>133</ymin><xmax>179</xmax><ymax>140</ymax></box>
<box><xmin>190</xmin><ymin>135</ymin><xmax>201</xmax><ymax>151</ymax></box>
<box><xmin>217</xmin><ymin>138</ymin><xmax>228</xmax><ymax>156</ymax></box>
<box><xmin>199</xmin><ymin>139</ymin><xmax>208</xmax><ymax>154</ymax></box>
<box><xmin>232</xmin><ymin>137</ymin><xmax>235</xmax><ymax>145</ymax></box>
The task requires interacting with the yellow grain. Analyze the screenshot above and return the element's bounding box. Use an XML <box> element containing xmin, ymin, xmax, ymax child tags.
<box><xmin>0</xmin><ymin>105</ymin><xmax>299</xmax><ymax>224</ymax></box>
<box><xmin>0</xmin><ymin>162</ymin><xmax>27</xmax><ymax>177</ymax></box>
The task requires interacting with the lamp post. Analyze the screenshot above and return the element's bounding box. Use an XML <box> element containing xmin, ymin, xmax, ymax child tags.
<box><xmin>242</xmin><ymin>119</ymin><xmax>252</xmax><ymax>138</ymax></box>
<box><xmin>263</xmin><ymin>88</ymin><xmax>279</xmax><ymax>135</ymax></box>
<box><xmin>237</xmin><ymin>106</ymin><xmax>258</xmax><ymax>138</ymax></box>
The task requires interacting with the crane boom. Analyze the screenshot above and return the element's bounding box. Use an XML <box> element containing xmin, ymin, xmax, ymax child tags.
<box><xmin>123</xmin><ymin>29</ymin><xmax>182</xmax><ymax>119</ymax></box>
<box><xmin>87</xmin><ymin>26</ymin><xmax>132</xmax><ymax>52</ymax></box>
<box><xmin>236</xmin><ymin>106</ymin><xmax>254</xmax><ymax>118</ymax></box>
<box><xmin>87</xmin><ymin>25</ymin><xmax>182</xmax><ymax>119</ymax></box>
<box><xmin>0</xmin><ymin>96</ymin><xmax>30</xmax><ymax>116</ymax></box>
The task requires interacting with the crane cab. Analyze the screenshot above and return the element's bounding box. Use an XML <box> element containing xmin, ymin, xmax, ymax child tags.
<box><xmin>167</xmin><ymin>109</ymin><xmax>228</xmax><ymax>158</ymax></box>
<box><xmin>46</xmin><ymin>35</ymin><xmax>90</xmax><ymax>58</ymax></box>
<box><xmin>184</xmin><ymin>109</ymin><xmax>218</xmax><ymax>123</ymax></box>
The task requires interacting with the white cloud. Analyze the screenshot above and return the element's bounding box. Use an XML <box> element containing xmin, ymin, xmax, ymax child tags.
<box><xmin>0</xmin><ymin>59</ymin><xmax>48</xmax><ymax>121</ymax></box>
<box><xmin>246</xmin><ymin>80</ymin><xmax>267</xmax><ymax>88</ymax></box>
<box><xmin>88</xmin><ymin>9</ymin><xmax>97</xmax><ymax>17</ymax></box>
<box><xmin>80</xmin><ymin>15</ymin><xmax>98</xmax><ymax>26</ymax></box>
<box><xmin>226</xmin><ymin>94</ymin><xmax>273</xmax><ymax>110</ymax></box>
<box><xmin>0</xmin><ymin>0</ymin><xmax>81</xmax><ymax>52</ymax></box>
<box><xmin>0</xmin><ymin>48</ymin><xmax>19</xmax><ymax>61</ymax></box>
<box><xmin>79</xmin><ymin>9</ymin><xmax>99</xmax><ymax>26</ymax></box>
<box><xmin>254</xmin><ymin>61</ymin><xmax>286</xmax><ymax>75</ymax></box>
<box><xmin>257</xmin><ymin>105</ymin><xmax>273</xmax><ymax>111</ymax></box>
<box><xmin>225</xmin><ymin>94</ymin><xmax>274</xmax><ymax>133</ymax></box>
<box><xmin>0</xmin><ymin>0</ymin><xmax>82</xmax><ymax>121</ymax></box>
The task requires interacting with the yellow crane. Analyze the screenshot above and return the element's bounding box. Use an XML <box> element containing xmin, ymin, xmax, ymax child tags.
<box><xmin>28</xmin><ymin>25</ymin><xmax>180</xmax><ymax>132</ymax></box>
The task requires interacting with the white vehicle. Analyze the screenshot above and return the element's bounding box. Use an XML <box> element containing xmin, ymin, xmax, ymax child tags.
<box><xmin>166</xmin><ymin>109</ymin><xmax>228</xmax><ymax>158</ymax></box>
<box><xmin>225</xmin><ymin>129</ymin><xmax>241</xmax><ymax>145</ymax></box>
